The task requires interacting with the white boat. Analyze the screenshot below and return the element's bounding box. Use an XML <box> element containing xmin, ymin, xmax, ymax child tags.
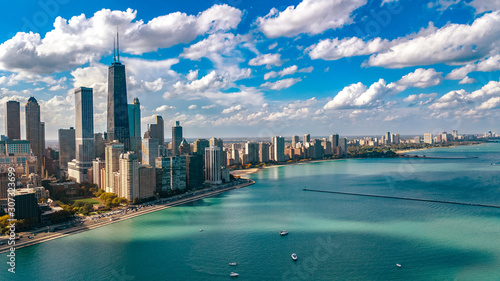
<box><xmin>280</xmin><ymin>230</ymin><xmax>288</xmax><ymax>236</ymax></box>
<box><xmin>230</xmin><ymin>272</ymin><xmax>239</xmax><ymax>277</ymax></box>
<box><xmin>291</xmin><ymin>253</ymin><xmax>298</xmax><ymax>261</ymax></box>
<box><xmin>229</xmin><ymin>262</ymin><xmax>237</xmax><ymax>266</ymax></box>
<box><xmin>199</xmin><ymin>229</ymin><xmax>203</xmax><ymax>232</ymax></box>
<box><xmin>396</xmin><ymin>264</ymin><xmax>402</xmax><ymax>268</ymax></box>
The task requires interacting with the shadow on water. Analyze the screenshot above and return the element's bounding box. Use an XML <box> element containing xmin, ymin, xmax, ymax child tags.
<box><xmin>5</xmin><ymin>229</ymin><xmax>495</xmax><ymax>281</ymax></box>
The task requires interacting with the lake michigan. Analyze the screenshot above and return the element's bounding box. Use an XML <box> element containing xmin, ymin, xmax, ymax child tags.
<box><xmin>2</xmin><ymin>143</ymin><xmax>500</xmax><ymax>280</ymax></box>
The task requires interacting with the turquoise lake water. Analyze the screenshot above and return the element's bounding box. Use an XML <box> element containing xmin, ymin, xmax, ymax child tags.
<box><xmin>2</xmin><ymin>143</ymin><xmax>500</xmax><ymax>280</ymax></box>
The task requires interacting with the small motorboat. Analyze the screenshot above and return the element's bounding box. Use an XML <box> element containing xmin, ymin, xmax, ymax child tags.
<box><xmin>230</xmin><ymin>272</ymin><xmax>239</xmax><ymax>277</ymax></box>
<box><xmin>199</xmin><ymin>229</ymin><xmax>203</xmax><ymax>232</ymax></box>
<box><xmin>291</xmin><ymin>253</ymin><xmax>298</xmax><ymax>261</ymax></box>
<box><xmin>396</xmin><ymin>264</ymin><xmax>402</xmax><ymax>268</ymax></box>
<box><xmin>280</xmin><ymin>230</ymin><xmax>288</xmax><ymax>236</ymax></box>
<box><xmin>229</xmin><ymin>262</ymin><xmax>237</xmax><ymax>266</ymax></box>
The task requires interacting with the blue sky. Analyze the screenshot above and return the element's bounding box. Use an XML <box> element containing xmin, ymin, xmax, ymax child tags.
<box><xmin>1</xmin><ymin>0</ymin><xmax>500</xmax><ymax>140</ymax></box>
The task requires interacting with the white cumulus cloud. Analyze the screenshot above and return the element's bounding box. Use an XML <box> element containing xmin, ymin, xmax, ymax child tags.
<box><xmin>261</xmin><ymin>78</ymin><xmax>302</xmax><ymax>90</ymax></box>
<box><xmin>248</xmin><ymin>53</ymin><xmax>283</xmax><ymax>68</ymax></box>
<box><xmin>0</xmin><ymin>5</ymin><xmax>241</xmax><ymax>74</ymax></box>
<box><xmin>324</xmin><ymin>79</ymin><xmax>396</xmax><ymax>109</ymax></box>
<box><xmin>257</xmin><ymin>0</ymin><xmax>367</xmax><ymax>38</ymax></box>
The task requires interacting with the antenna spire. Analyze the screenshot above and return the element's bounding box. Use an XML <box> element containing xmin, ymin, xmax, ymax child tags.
<box><xmin>116</xmin><ymin>27</ymin><xmax>120</xmax><ymax>63</ymax></box>
<box><xmin>113</xmin><ymin>37</ymin><xmax>116</xmax><ymax>63</ymax></box>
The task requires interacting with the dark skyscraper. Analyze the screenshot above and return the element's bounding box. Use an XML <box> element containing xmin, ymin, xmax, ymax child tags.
<box><xmin>172</xmin><ymin>121</ymin><xmax>183</xmax><ymax>156</ymax></box>
<box><xmin>25</xmin><ymin>97</ymin><xmax>44</xmax><ymax>173</ymax></box>
<box><xmin>5</xmin><ymin>101</ymin><xmax>20</xmax><ymax>140</ymax></box>
<box><xmin>68</xmin><ymin>87</ymin><xmax>94</xmax><ymax>183</ymax></box>
<box><xmin>107</xmin><ymin>33</ymin><xmax>130</xmax><ymax>150</ymax></box>
<box><xmin>185</xmin><ymin>153</ymin><xmax>203</xmax><ymax>189</ymax></box>
<box><xmin>58</xmin><ymin>128</ymin><xmax>75</xmax><ymax>171</ymax></box>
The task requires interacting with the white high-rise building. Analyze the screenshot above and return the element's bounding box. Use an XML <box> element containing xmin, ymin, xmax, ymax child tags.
<box><xmin>92</xmin><ymin>158</ymin><xmax>105</xmax><ymax>189</ymax></box>
<box><xmin>205</xmin><ymin>146</ymin><xmax>222</xmax><ymax>184</ymax></box>
<box><xmin>142</xmin><ymin>137</ymin><xmax>159</xmax><ymax>166</ymax></box>
<box><xmin>119</xmin><ymin>152</ymin><xmax>139</xmax><ymax>200</ymax></box>
<box><xmin>105</xmin><ymin>141</ymin><xmax>124</xmax><ymax>193</ymax></box>
<box><xmin>272</xmin><ymin>136</ymin><xmax>285</xmax><ymax>162</ymax></box>
<box><xmin>424</xmin><ymin>133</ymin><xmax>433</xmax><ymax>144</ymax></box>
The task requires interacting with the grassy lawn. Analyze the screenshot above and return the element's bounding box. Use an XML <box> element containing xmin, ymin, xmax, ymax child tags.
<box><xmin>70</xmin><ymin>198</ymin><xmax>102</xmax><ymax>205</ymax></box>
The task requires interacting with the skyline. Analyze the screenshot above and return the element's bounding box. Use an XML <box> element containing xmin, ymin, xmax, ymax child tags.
<box><xmin>1</xmin><ymin>0</ymin><xmax>500</xmax><ymax>139</ymax></box>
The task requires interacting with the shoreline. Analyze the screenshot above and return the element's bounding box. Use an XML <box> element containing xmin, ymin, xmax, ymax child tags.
<box><xmin>395</xmin><ymin>142</ymin><xmax>484</xmax><ymax>154</ymax></box>
<box><xmin>230</xmin><ymin>158</ymin><xmax>346</xmax><ymax>176</ymax></box>
<box><xmin>0</xmin><ymin>179</ymin><xmax>255</xmax><ymax>254</ymax></box>
<box><xmin>231</xmin><ymin>143</ymin><xmax>485</xmax><ymax>176</ymax></box>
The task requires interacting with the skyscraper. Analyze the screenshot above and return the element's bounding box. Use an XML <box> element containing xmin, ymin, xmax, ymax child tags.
<box><xmin>155</xmin><ymin>156</ymin><xmax>186</xmax><ymax>191</ymax></box>
<box><xmin>424</xmin><ymin>133</ymin><xmax>433</xmax><ymax>144</ymax></box>
<box><xmin>205</xmin><ymin>146</ymin><xmax>222</xmax><ymax>185</ymax></box>
<box><xmin>291</xmin><ymin>135</ymin><xmax>299</xmax><ymax>148</ymax></box>
<box><xmin>107</xmin><ymin>33</ymin><xmax>130</xmax><ymax>150</ymax></box>
<box><xmin>329</xmin><ymin>134</ymin><xmax>339</xmax><ymax>148</ymax></box>
<box><xmin>186</xmin><ymin>154</ymin><xmax>204</xmax><ymax>189</ymax></box>
<box><xmin>314</xmin><ymin>139</ymin><xmax>324</xmax><ymax>159</ymax></box>
<box><xmin>303</xmin><ymin>134</ymin><xmax>310</xmax><ymax>145</ymax></box>
<box><xmin>210</xmin><ymin>137</ymin><xmax>223</xmax><ymax>150</ymax></box>
<box><xmin>137</xmin><ymin>165</ymin><xmax>156</xmax><ymax>200</ymax></box>
<box><xmin>68</xmin><ymin>87</ymin><xmax>94</xmax><ymax>183</ymax></box>
<box><xmin>119</xmin><ymin>151</ymin><xmax>139</xmax><ymax>200</ymax></box>
<box><xmin>156</xmin><ymin>157</ymin><xmax>172</xmax><ymax>192</ymax></box>
<box><xmin>105</xmin><ymin>141</ymin><xmax>124</xmax><ymax>193</ymax></box>
<box><xmin>385</xmin><ymin>132</ymin><xmax>391</xmax><ymax>144</ymax></box>
<box><xmin>259</xmin><ymin>142</ymin><xmax>270</xmax><ymax>163</ymax></box>
<box><xmin>145</xmin><ymin>115</ymin><xmax>164</xmax><ymax>146</ymax></box>
<box><xmin>25</xmin><ymin>97</ymin><xmax>44</xmax><ymax>173</ymax></box>
<box><xmin>193</xmin><ymin>139</ymin><xmax>210</xmax><ymax>156</ymax></box>
<box><xmin>128</xmin><ymin>97</ymin><xmax>141</xmax><ymax>155</ymax></box>
<box><xmin>272</xmin><ymin>136</ymin><xmax>285</xmax><ymax>162</ymax></box>
<box><xmin>58</xmin><ymin>128</ymin><xmax>75</xmax><ymax>171</ymax></box>
<box><xmin>172</xmin><ymin>121</ymin><xmax>183</xmax><ymax>156</ymax></box>
<box><xmin>92</xmin><ymin>158</ymin><xmax>105</xmax><ymax>189</ymax></box>
<box><xmin>339</xmin><ymin>138</ymin><xmax>348</xmax><ymax>157</ymax></box>
<box><xmin>5</xmin><ymin>101</ymin><xmax>20</xmax><ymax>140</ymax></box>
<box><xmin>179</xmin><ymin>139</ymin><xmax>191</xmax><ymax>155</ymax></box>
<box><xmin>142</xmin><ymin>137</ymin><xmax>159</xmax><ymax>166</ymax></box>
<box><xmin>245</xmin><ymin>142</ymin><xmax>259</xmax><ymax>163</ymax></box>
<box><xmin>321</xmin><ymin>139</ymin><xmax>332</xmax><ymax>155</ymax></box>
<box><xmin>170</xmin><ymin>156</ymin><xmax>186</xmax><ymax>190</ymax></box>
<box><xmin>94</xmin><ymin>132</ymin><xmax>106</xmax><ymax>159</ymax></box>
<box><xmin>232</xmin><ymin>149</ymin><xmax>239</xmax><ymax>164</ymax></box>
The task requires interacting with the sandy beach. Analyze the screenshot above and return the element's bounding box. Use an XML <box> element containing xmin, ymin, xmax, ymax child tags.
<box><xmin>0</xmin><ymin>179</ymin><xmax>255</xmax><ymax>254</ymax></box>
<box><xmin>395</xmin><ymin>148</ymin><xmax>427</xmax><ymax>154</ymax></box>
<box><xmin>230</xmin><ymin>168</ymin><xmax>260</xmax><ymax>177</ymax></box>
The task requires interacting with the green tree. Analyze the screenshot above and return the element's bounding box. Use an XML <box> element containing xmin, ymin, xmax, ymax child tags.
<box><xmin>0</xmin><ymin>215</ymin><xmax>10</xmax><ymax>234</ymax></box>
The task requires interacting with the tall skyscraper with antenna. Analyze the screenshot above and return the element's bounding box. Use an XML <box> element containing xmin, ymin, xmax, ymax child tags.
<box><xmin>107</xmin><ymin>30</ymin><xmax>130</xmax><ymax>150</ymax></box>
